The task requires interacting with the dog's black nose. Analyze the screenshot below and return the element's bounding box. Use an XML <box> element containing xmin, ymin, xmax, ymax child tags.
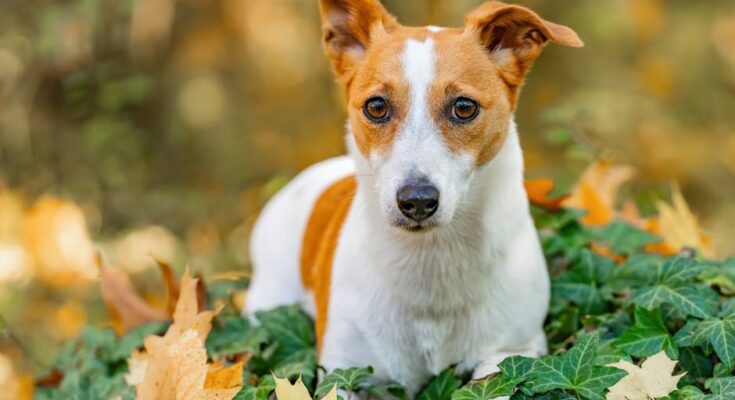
<box><xmin>397</xmin><ymin>185</ymin><xmax>439</xmax><ymax>222</ymax></box>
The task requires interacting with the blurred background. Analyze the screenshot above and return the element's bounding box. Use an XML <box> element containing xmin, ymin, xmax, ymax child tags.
<box><xmin>1</xmin><ymin>0</ymin><xmax>735</xmax><ymax>390</ymax></box>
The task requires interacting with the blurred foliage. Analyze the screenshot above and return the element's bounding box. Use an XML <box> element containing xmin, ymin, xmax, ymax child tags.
<box><xmin>1</xmin><ymin>0</ymin><xmax>735</xmax><ymax>394</ymax></box>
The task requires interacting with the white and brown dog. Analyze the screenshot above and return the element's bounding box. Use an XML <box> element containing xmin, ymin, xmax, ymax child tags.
<box><xmin>246</xmin><ymin>0</ymin><xmax>582</xmax><ymax>395</ymax></box>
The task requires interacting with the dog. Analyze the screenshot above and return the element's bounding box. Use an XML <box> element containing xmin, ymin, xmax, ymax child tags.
<box><xmin>245</xmin><ymin>0</ymin><xmax>582</xmax><ymax>396</ymax></box>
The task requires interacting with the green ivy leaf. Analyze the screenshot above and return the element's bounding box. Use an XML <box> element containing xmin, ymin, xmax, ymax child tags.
<box><xmin>704</xmin><ymin>377</ymin><xmax>735</xmax><ymax>399</ymax></box>
<box><xmin>527</xmin><ymin>333</ymin><xmax>626</xmax><ymax>400</ymax></box>
<box><xmin>450</xmin><ymin>374</ymin><xmax>516</xmax><ymax>400</ymax></box>
<box><xmin>206</xmin><ymin>315</ymin><xmax>269</xmax><ymax>358</ymax></box>
<box><xmin>233</xmin><ymin>375</ymin><xmax>276</xmax><ymax>400</ymax></box>
<box><xmin>418</xmin><ymin>367</ymin><xmax>462</xmax><ymax>400</ymax></box>
<box><xmin>691</xmin><ymin>316</ymin><xmax>735</xmax><ymax>369</ymax></box>
<box><xmin>631</xmin><ymin>258</ymin><xmax>719</xmax><ymax>318</ymax></box>
<box><xmin>271</xmin><ymin>348</ymin><xmax>318</xmax><ymax>387</ymax></box>
<box><xmin>552</xmin><ymin>249</ymin><xmax>615</xmax><ymax>314</ymax></box>
<box><xmin>593</xmin><ymin>221</ymin><xmax>660</xmax><ymax>255</ymax></box>
<box><xmin>315</xmin><ymin>366</ymin><xmax>374</xmax><ymax>398</ymax></box>
<box><xmin>613</xmin><ymin>307</ymin><xmax>677</xmax><ymax>358</ymax></box>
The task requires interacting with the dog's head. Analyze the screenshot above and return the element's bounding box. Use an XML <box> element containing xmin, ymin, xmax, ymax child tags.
<box><xmin>319</xmin><ymin>0</ymin><xmax>582</xmax><ymax>232</ymax></box>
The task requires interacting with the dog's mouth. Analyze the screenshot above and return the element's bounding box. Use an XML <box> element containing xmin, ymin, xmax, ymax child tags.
<box><xmin>392</xmin><ymin>219</ymin><xmax>438</xmax><ymax>233</ymax></box>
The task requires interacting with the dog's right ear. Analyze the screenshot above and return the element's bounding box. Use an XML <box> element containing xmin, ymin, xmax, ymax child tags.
<box><xmin>319</xmin><ymin>0</ymin><xmax>398</xmax><ymax>87</ymax></box>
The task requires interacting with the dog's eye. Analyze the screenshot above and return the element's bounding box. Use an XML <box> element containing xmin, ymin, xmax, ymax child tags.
<box><xmin>451</xmin><ymin>98</ymin><xmax>479</xmax><ymax>122</ymax></box>
<box><xmin>364</xmin><ymin>97</ymin><xmax>390</xmax><ymax>122</ymax></box>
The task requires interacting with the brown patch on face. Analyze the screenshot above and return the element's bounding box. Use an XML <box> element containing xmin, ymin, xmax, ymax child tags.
<box><xmin>429</xmin><ymin>29</ymin><xmax>514</xmax><ymax>165</ymax></box>
<box><xmin>346</xmin><ymin>26</ymin><xmax>431</xmax><ymax>156</ymax></box>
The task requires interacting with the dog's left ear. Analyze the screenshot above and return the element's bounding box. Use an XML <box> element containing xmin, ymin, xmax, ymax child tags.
<box><xmin>465</xmin><ymin>1</ymin><xmax>582</xmax><ymax>87</ymax></box>
<box><xmin>319</xmin><ymin>0</ymin><xmax>398</xmax><ymax>87</ymax></box>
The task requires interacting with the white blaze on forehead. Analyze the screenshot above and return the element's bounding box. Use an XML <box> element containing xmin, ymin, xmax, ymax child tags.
<box><xmin>426</xmin><ymin>26</ymin><xmax>444</xmax><ymax>33</ymax></box>
<box><xmin>402</xmin><ymin>39</ymin><xmax>435</xmax><ymax>133</ymax></box>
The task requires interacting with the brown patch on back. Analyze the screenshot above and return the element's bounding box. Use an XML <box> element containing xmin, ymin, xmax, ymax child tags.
<box><xmin>300</xmin><ymin>175</ymin><xmax>356</xmax><ymax>352</ymax></box>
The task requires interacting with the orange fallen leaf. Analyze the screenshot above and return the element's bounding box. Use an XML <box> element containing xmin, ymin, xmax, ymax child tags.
<box><xmin>562</xmin><ymin>161</ymin><xmax>636</xmax><ymax>226</ymax></box>
<box><xmin>205</xmin><ymin>362</ymin><xmax>244</xmax><ymax>389</ymax></box>
<box><xmin>157</xmin><ymin>259</ymin><xmax>181</xmax><ymax>315</ymax></box>
<box><xmin>133</xmin><ymin>268</ymin><xmax>241</xmax><ymax>400</ymax></box>
<box><xmin>524</xmin><ymin>178</ymin><xmax>569</xmax><ymax>212</ymax></box>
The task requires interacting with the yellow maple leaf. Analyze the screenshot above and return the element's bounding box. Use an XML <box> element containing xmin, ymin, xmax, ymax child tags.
<box><xmin>273</xmin><ymin>376</ymin><xmax>337</xmax><ymax>400</ymax></box>
<box><xmin>562</xmin><ymin>161</ymin><xmax>636</xmax><ymax>226</ymax></box>
<box><xmin>656</xmin><ymin>184</ymin><xmax>715</xmax><ymax>258</ymax></box>
<box><xmin>606</xmin><ymin>351</ymin><xmax>685</xmax><ymax>400</ymax></box>
<box><xmin>132</xmin><ymin>268</ymin><xmax>241</xmax><ymax>400</ymax></box>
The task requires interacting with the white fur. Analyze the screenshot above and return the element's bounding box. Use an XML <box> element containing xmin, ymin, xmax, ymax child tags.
<box><xmin>246</xmin><ymin>38</ymin><xmax>550</xmax><ymax>398</ymax></box>
<box><xmin>426</xmin><ymin>25</ymin><xmax>444</xmax><ymax>33</ymax></box>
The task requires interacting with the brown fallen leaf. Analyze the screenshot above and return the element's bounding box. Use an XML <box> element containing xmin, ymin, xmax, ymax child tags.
<box><xmin>99</xmin><ymin>258</ymin><xmax>208</xmax><ymax>333</ymax></box>
<box><xmin>562</xmin><ymin>161</ymin><xmax>636</xmax><ymax>226</ymax></box>
<box><xmin>606</xmin><ymin>351</ymin><xmax>685</xmax><ymax>400</ymax></box>
<box><xmin>99</xmin><ymin>262</ymin><xmax>168</xmax><ymax>333</ymax></box>
<box><xmin>133</xmin><ymin>268</ymin><xmax>241</xmax><ymax>400</ymax></box>
<box><xmin>524</xmin><ymin>178</ymin><xmax>569</xmax><ymax>212</ymax></box>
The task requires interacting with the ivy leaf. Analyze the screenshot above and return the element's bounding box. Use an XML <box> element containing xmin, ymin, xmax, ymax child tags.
<box><xmin>450</xmin><ymin>356</ymin><xmax>534</xmax><ymax>400</ymax></box>
<box><xmin>691</xmin><ymin>316</ymin><xmax>735</xmax><ymax>369</ymax></box>
<box><xmin>678</xmin><ymin>346</ymin><xmax>714</xmax><ymax>380</ymax></box>
<box><xmin>552</xmin><ymin>249</ymin><xmax>615</xmax><ymax>314</ymax></box>
<box><xmin>609</xmin><ymin>254</ymin><xmax>663</xmax><ymax>290</ymax></box>
<box><xmin>613</xmin><ymin>307</ymin><xmax>677</xmax><ymax>358</ymax></box>
<box><xmin>234</xmin><ymin>375</ymin><xmax>276</xmax><ymax>400</ymax></box>
<box><xmin>704</xmin><ymin>377</ymin><xmax>735</xmax><ymax>399</ymax></box>
<box><xmin>527</xmin><ymin>333</ymin><xmax>626</xmax><ymax>400</ymax></box>
<box><xmin>631</xmin><ymin>257</ymin><xmax>719</xmax><ymax>318</ymax></box>
<box><xmin>315</xmin><ymin>366</ymin><xmax>374</xmax><ymax>398</ymax></box>
<box><xmin>669</xmin><ymin>385</ymin><xmax>705</xmax><ymax>400</ymax></box>
<box><xmin>593</xmin><ymin>221</ymin><xmax>660</xmax><ymax>255</ymax></box>
<box><xmin>206</xmin><ymin>316</ymin><xmax>269</xmax><ymax>358</ymax></box>
<box><xmin>418</xmin><ymin>367</ymin><xmax>462</xmax><ymax>400</ymax></box>
<box><xmin>700</xmin><ymin>262</ymin><xmax>735</xmax><ymax>296</ymax></box>
<box><xmin>271</xmin><ymin>349</ymin><xmax>318</xmax><ymax>387</ymax></box>
<box><xmin>363</xmin><ymin>381</ymin><xmax>408</xmax><ymax>400</ymax></box>
<box><xmin>449</xmin><ymin>375</ymin><xmax>516</xmax><ymax>400</ymax></box>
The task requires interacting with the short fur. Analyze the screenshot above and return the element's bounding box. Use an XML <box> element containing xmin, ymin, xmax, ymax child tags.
<box><xmin>245</xmin><ymin>1</ymin><xmax>582</xmax><ymax>397</ymax></box>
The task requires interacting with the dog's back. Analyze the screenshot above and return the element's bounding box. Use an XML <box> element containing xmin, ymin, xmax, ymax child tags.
<box><xmin>245</xmin><ymin>156</ymin><xmax>353</xmax><ymax>317</ymax></box>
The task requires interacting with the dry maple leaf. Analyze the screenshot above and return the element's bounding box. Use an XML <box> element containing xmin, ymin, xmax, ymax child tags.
<box><xmin>656</xmin><ymin>184</ymin><xmax>715</xmax><ymax>258</ymax></box>
<box><xmin>274</xmin><ymin>376</ymin><xmax>337</xmax><ymax>400</ymax></box>
<box><xmin>562</xmin><ymin>161</ymin><xmax>636</xmax><ymax>226</ymax></box>
<box><xmin>606</xmin><ymin>351</ymin><xmax>685</xmax><ymax>400</ymax></box>
<box><xmin>133</xmin><ymin>268</ymin><xmax>241</xmax><ymax>400</ymax></box>
<box><xmin>205</xmin><ymin>362</ymin><xmax>244</xmax><ymax>390</ymax></box>
<box><xmin>99</xmin><ymin>262</ymin><xmax>168</xmax><ymax>333</ymax></box>
<box><xmin>524</xmin><ymin>178</ymin><xmax>569</xmax><ymax>212</ymax></box>
<box><xmin>99</xmin><ymin>258</ymin><xmax>207</xmax><ymax>333</ymax></box>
